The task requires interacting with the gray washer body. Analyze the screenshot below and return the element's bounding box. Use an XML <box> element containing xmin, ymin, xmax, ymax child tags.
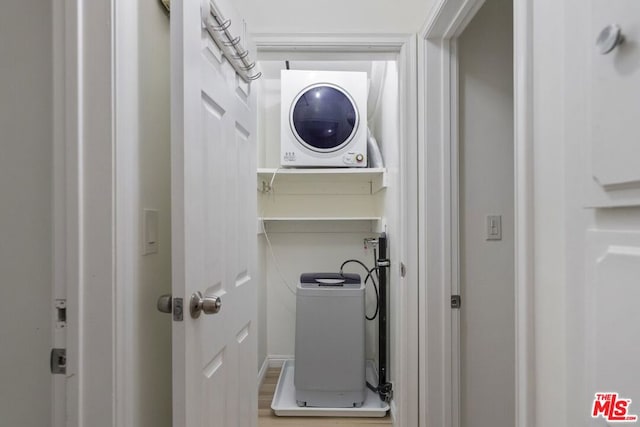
<box><xmin>294</xmin><ymin>273</ymin><xmax>366</xmax><ymax>408</ymax></box>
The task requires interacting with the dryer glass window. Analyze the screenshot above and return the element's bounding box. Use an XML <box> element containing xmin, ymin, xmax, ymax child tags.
<box><xmin>291</xmin><ymin>85</ymin><xmax>358</xmax><ymax>152</ymax></box>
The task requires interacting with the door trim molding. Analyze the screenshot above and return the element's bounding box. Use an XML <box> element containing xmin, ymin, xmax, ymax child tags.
<box><xmin>417</xmin><ymin>0</ymin><xmax>534</xmax><ymax>426</ymax></box>
<box><xmin>56</xmin><ymin>0</ymin><xmax>119</xmax><ymax>425</ymax></box>
<box><xmin>513</xmin><ymin>0</ymin><xmax>535</xmax><ymax>425</ymax></box>
<box><xmin>254</xmin><ymin>33</ymin><xmax>420</xmax><ymax>427</ymax></box>
<box><xmin>53</xmin><ymin>0</ymin><xmax>81</xmax><ymax>425</ymax></box>
<box><xmin>113</xmin><ymin>0</ymin><xmax>139</xmax><ymax>425</ymax></box>
<box><xmin>418</xmin><ymin>2</ymin><xmax>485</xmax><ymax>425</ymax></box>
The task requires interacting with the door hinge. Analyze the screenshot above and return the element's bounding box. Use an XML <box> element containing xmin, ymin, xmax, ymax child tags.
<box><xmin>451</xmin><ymin>295</ymin><xmax>462</xmax><ymax>309</ymax></box>
<box><xmin>50</xmin><ymin>348</ymin><xmax>66</xmax><ymax>374</ymax></box>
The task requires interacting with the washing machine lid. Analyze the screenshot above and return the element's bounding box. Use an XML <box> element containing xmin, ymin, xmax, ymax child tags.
<box><xmin>299</xmin><ymin>272</ymin><xmax>361</xmax><ymax>288</ymax></box>
<box><xmin>290</xmin><ymin>84</ymin><xmax>359</xmax><ymax>153</ymax></box>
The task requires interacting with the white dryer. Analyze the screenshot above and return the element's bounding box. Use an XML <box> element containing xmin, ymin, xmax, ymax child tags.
<box><xmin>281</xmin><ymin>70</ymin><xmax>368</xmax><ymax>167</ymax></box>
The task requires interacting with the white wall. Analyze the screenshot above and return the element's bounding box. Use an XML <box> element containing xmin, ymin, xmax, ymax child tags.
<box><xmin>117</xmin><ymin>1</ymin><xmax>173</xmax><ymax>425</ymax></box>
<box><xmin>256</xmin><ymin>75</ymin><xmax>277</xmax><ymax>370</ymax></box>
<box><xmin>458</xmin><ymin>1</ymin><xmax>514</xmax><ymax>426</ymax></box>
<box><xmin>133</xmin><ymin>0</ymin><xmax>173</xmax><ymax>425</ymax></box>
<box><xmin>0</xmin><ymin>1</ymin><xmax>52</xmax><ymax>425</ymax></box>
<box><xmin>371</xmin><ymin>61</ymin><xmax>401</xmax><ymax>383</ymax></box>
<box><xmin>264</xmin><ymin>232</ymin><xmax>382</xmax><ymax>360</ymax></box>
<box><xmin>249</xmin><ymin>0</ymin><xmax>434</xmax><ymax>34</ymax></box>
<box><xmin>530</xmin><ymin>0</ymin><xmax>568</xmax><ymax>424</ymax></box>
<box><xmin>111</xmin><ymin>0</ymin><xmax>173</xmax><ymax>424</ymax></box>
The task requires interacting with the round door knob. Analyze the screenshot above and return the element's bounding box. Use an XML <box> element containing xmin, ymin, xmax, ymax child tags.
<box><xmin>596</xmin><ymin>24</ymin><xmax>624</xmax><ymax>55</ymax></box>
<box><xmin>190</xmin><ymin>291</ymin><xmax>222</xmax><ymax>318</ymax></box>
<box><xmin>157</xmin><ymin>294</ymin><xmax>172</xmax><ymax>314</ymax></box>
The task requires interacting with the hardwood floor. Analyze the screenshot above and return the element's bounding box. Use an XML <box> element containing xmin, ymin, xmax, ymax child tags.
<box><xmin>259</xmin><ymin>367</ymin><xmax>393</xmax><ymax>427</ymax></box>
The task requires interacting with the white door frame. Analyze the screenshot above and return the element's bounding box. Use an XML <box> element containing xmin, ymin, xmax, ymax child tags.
<box><xmin>53</xmin><ymin>0</ymin><xmax>135</xmax><ymax>425</ymax></box>
<box><xmin>253</xmin><ymin>33</ymin><xmax>420</xmax><ymax>427</ymax></box>
<box><xmin>417</xmin><ymin>0</ymin><xmax>534</xmax><ymax>426</ymax></box>
<box><xmin>52</xmin><ymin>0</ymin><xmax>81</xmax><ymax>425</ymax></box>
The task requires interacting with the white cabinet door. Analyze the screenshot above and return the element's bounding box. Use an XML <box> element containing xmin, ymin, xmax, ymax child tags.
<box><xmin>562</xmin><ymin>1</ymin><xmax>640</xmax><ymax>425</ymax></box>
<box><xmin>583</xmin><ymin>1</ymin><xmax>640</xmax><ymax>206</ymax></box>
<box><xmin>170</xmin><ymin>0</ymin><xmax>257</xmax><ymax>426</ymax></box>
<box><xmin>586</xmin><ymin>231</ymin><xmax>640</xmax><ymax>425</ymax></box>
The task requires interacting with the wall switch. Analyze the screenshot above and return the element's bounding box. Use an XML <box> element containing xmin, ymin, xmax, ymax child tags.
<box><xmin>143</xmin><ymin>209</ymin><xmax>159</xmax><ymax>255</ymax></box>
<box><xmin>486</xmin><ymin>215</ymin><xmax>502</xmax><ymax>241</ymax></box>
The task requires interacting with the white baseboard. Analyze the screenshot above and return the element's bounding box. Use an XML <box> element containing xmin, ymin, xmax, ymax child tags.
<box><xmin>267</xmin><ymin>354</ymin><xmax>294</xmax><ymax>368</ymax></box>
<box><xmin>266</xmin><ymin>356</ymin><xmax>379</xmax><ymax>369</ymax></box>
<box><xmin>258</xmin><ymin>357</ymin><xmax>270</xmax><ymax>389</ymax></box>
<box><xmin>257</xmin><ymin>355</ymin><xmax>294</xmax><ymax>388</ymax></box>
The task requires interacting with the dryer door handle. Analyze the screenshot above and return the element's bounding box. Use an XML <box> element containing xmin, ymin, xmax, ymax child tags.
<box><xmin>315</xmin><ymin>278</ymin><xmax>346</xmax><ymax>285</ymax></box>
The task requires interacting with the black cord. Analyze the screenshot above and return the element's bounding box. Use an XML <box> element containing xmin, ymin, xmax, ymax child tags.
<box><xmin>366</xmin><ymin>381</ymin><xmax>378</xmax><ymax>393</ymax></box>
<box><xmin>371</xmin><ymin>249</ymin><xmax>381</xmax><ymax>320</ymax></box>
<box><xmin>367</xmin><ymin>380</ymin><xmax>393</xmax><ymax>402</ymax></box>
<box><xmin>339</xmin><ymin>259</ymin><xmax>370</xmax><ymax>274</ymax></box>
<box><xmin>363</xmin><ymin>269</ymin><xmax>379</xmax><ymax>320</ymax></box>
<box><xmin>373</xmin><ymin>248</ymin><xmax>380</xmax><ymax>281</ymax></box>
<box><xmin>339</xmin><ymin>259</ymin><xmax>380</xmax><ymax>320</ymax></box>
<box><xmin>371</xmin><ymin>248</ymin><xmax>380</xmax><ymax>319</ymax></box>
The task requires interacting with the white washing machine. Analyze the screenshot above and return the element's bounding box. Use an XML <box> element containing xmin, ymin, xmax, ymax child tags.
<box><xmin>281</xmin><ymin>70</ymin><xmax>368</xmax><ymax>168</ymax></box>
<box><xmin>294</xmin><ymin>273</ymin><xmax>366</xmax><ymax>408</ymax></box>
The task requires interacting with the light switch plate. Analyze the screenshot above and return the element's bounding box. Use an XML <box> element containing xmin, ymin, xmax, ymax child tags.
<box><xmin>486</xmin><ymin>215</ymin><xmax>502</xmax><ymax>241</ymax></box>
<box><xmin>143</xmin><ymin>209</ymin><xmax>159</xmax><ymax>255</ymax></box>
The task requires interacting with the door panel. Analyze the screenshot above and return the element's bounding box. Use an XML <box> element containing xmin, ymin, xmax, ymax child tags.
<box><xmin>584</xmin><ymin>1</ymin><xmax>640</xmax><ymax>206</ymax></box>
<box><xmin>171</xmin><ymin>0</ymin><xmax>257</xmax><ymax>425</ymax></box>
<box><xmin>586</xmin><ymin>230</ymin><xmax>640</xmax><ymax>425</ymax></box>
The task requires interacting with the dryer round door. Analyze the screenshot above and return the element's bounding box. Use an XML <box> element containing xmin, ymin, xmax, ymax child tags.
<box><xmin>290</xmin><ymin>84</ymin><xmax>359</xmax><ymax>153</ymax></box>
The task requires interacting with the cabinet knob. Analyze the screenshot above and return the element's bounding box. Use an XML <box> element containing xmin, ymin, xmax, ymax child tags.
<box><xmin>597</xmin><ymin>24</ymin><xmax>624</xmax><ymax>55</ymax></box>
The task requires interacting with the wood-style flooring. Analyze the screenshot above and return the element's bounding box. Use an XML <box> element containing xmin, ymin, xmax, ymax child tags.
<box><xmin>259</xmin><ymin>367</ymin><xmax>393</xmax><ymax>426</ymax></box>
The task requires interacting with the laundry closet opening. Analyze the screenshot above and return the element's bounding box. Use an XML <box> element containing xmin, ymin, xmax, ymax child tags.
<box><xmin>255</xmin><ymin>56</ymin><xmax>404</xmax><ymax>421</ymax></box>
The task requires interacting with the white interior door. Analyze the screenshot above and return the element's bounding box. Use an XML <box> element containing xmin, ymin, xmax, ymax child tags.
<box><xmin>583</xmin><ymin>2</ymin><xmax>640</xmax><ymax>423</ymax></box>
<box><xmin>170</xmin><ymin>0</ymin><xmax>257</xmax><ymax>425</ymax></box>
<box><xmin>563</xmin><ymin>0</ymin><xmax>640</xmax><ymax>424</ymax></box>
